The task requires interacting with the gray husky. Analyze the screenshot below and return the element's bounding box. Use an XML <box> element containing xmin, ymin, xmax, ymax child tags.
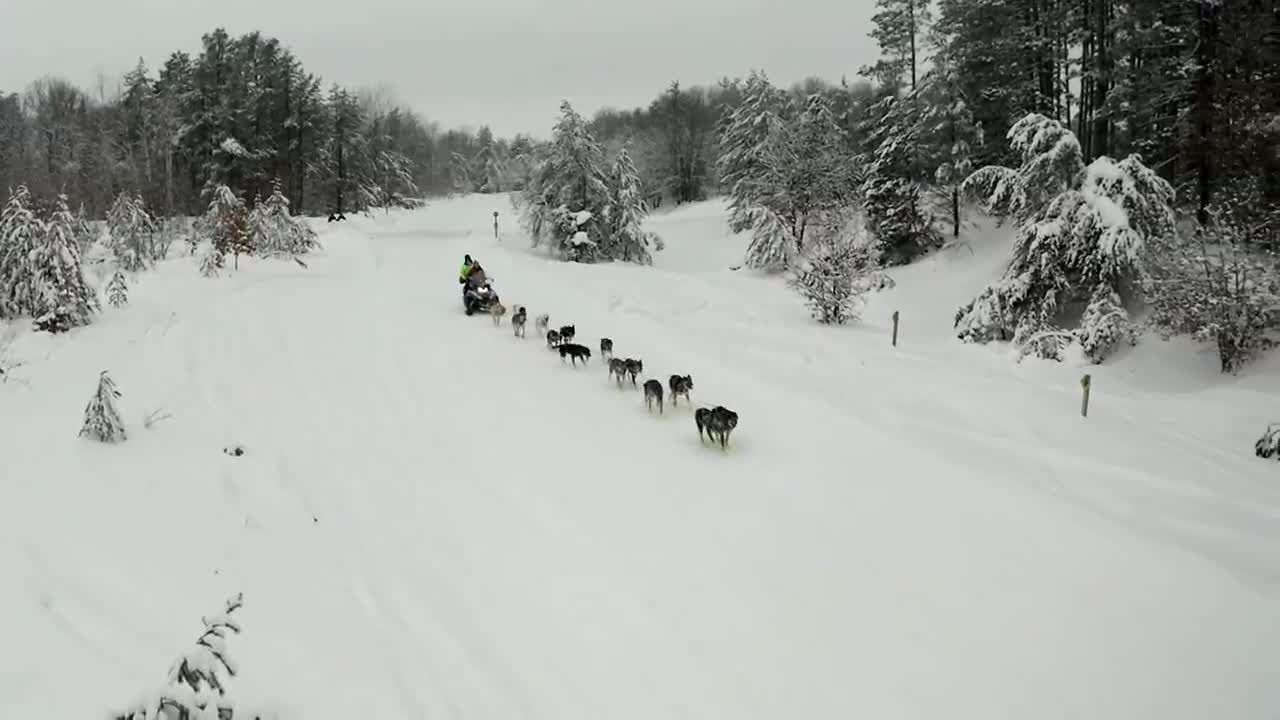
<box><xmin>608</xmin><ymin>358</ymin><xmax>627</xmax><ymax>387</ymax></box>
<box><xmin>511</xmin><ymin>306</ymin><xmax>527</xmax><ymax>337</ymax></box>
<box><xmin>667</xmin><ymin>374</ymin><xmax>693</xmax><ymax>407</ymax></box>
<box><xmin>695</xmin><ymin>405</ymin><xmax>739</xmax><ymax>449</ymax></box>
<box><xmin>600</xmin><ymin>337</ymin><xmax>613</xmax><ymax>359</ymax></box>
<box><xmin>643</xmin><ymin>379</ymin><xmax>664</xmax><ymax>414</ymax></box>
<box><xmin>622</xmin><ymin>358</ymin><xmax>643</xmax><ymax>388</ymax></box>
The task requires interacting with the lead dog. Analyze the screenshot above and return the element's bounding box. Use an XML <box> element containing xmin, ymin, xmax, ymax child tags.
<box><xmin>695</xmin><ymin>405</ymin><xmax>738</xmax><ymax>449</ymax></box>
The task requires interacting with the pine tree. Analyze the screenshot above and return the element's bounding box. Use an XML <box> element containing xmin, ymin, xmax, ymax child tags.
<box><xmin>248</xmin><ymin>179</ymin><xmax>318</xmax><ymax>256</ymax></box>
<box><xmin>716</xmin><ymin>71</ymin><xmax>792</xmax><ymax>234</ymax></box>
<box><xmin>861</xmin><ymin>0</ymin><xmax>932</xmax><ymax>92</ymax></box>
<box><xmin>106</xmin><ymin>191</ymin><xmax>159</xmax><ymax>272</ymax></box>
<box><xmin>79</xmin><ymin>370</ymin><xmax>126</xmax><ymax>442</ymax></box>
<box><xmin>106</xmin><ymin>271</ymin><xmax>129</xmax><ymax>308</ymax></box>
<box><xmin>607</xmin><ymin>146</ymin><xmax>662</xmax><ymax>264</ymax></box>
<box><xmin>917</xmin><ymin>63</ymin><xmax>984</xmax><ymax>238</ymax></box>
<box><xmin>30</xmin><ymin>194</ymin><xmax>99</xmax><ymax>331</ymax></box>
<box><xmin>113</xmin><ymin>594</ymin><xmax>266</xmax><ymax>720</ymax></box>
<box><xmin>0</xmin><ymin>186</ymin><xmax>42</xmax><ymax>320</ymax></box>
<box><xmin>860</xmin><ymin>96</ymin><xmax>940</xmax><ymax>265</ymax></box>
<box><xmin>956</xmin><ymin>114</ymin><xmax>1176</xmax><ymax>363</ymax></box>
<box><xmin>196</xmin><ymin>185</ymin><xmax>245</xmax><ymax>273</ymax></box>
<box><xmin>517</xmin><ymin>101</ymin><xmax>612</xmax><ymax>260</ymax></box>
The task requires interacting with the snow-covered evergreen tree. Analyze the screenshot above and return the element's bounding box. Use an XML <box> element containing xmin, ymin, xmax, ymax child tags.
<box><xmin>1256</xmin><ymin>424</ymin><xmax>1280</xmax><ymax>461</ymax></box>
<box><xmin>716</xmin><ymin>71</ymin><xmax>792</xmax><ymax>235</ymax></box>
<box><xmin>1144</xmin><ymin>186</ymin><xmax>1280</xmax><ymax>373</ymax></box>
<box><xmin>788</xmin><ymin>213</ymin><xmax>886</xmax><ymax>324</ymax></box>
<box><xmin>79</xmin><ymin>370</ymin><xmax>126</xmax><ymax>442</ymax></box>
<box><xmin>516</xmin><ymin>101</ymin><xmax>612</xmax><ymax>261</ymax></box>
<box><xmin>113</xmin><ymin>594</ymin><xmax>266</xmax><ymax>720</ymax></box>
<box><xmin>860</xmin><ymin>97</ymin><xmax>940</xmax><ymax>266</ymax></box>
<box><xmin>30</xmin><ymin>194</ymin><xmax>98</xmax><ymax>331</ymax></box>
<box><xmin>956</xmin><ymin>114</ymin><xmax>1176</xmax><ymax>363</ymax></box>
<box><xmin>106</xmin><ymin>271</ymin><xmax>129</xmax><ymax>308</ymax></box>
<box><xmin>195</xmin><ymin>185</ymin><xmax>245</xmax><ymax>274</ymax></box>
<box><xmin>607</xmin><ymin>146</ymin><xmax>663</xmax><ymax>264</ymax></box>
<box><xmin>106</xmin><ymin>191</ymin><xmax>159</xmax><ymax>272</ymax></box>
<box><xmin>917</xmin><ymin>64</ymin><xmax>984</xmax><ymax>238</ymax></box>
<box><xmin>248</xmin><ymin>180</ymin><xmax>318</xmax><ymax>257</ymax></box>
<box><xmin>0</xmin><ymin>186</ymin><xmax>42</xmax><ymax>320</ymax></box>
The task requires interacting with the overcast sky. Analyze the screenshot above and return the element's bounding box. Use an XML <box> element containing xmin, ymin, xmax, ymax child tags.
<box><xmin>0</xmin><ymin>0</ymin><xmax>878</xmax><ymax>139</ymax></box>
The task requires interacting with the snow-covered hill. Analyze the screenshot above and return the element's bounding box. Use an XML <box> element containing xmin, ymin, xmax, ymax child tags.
<box><xmin>3</xmin><ymin>194</ymin><xmax>1279</xmax><ymax>720</ymax></box>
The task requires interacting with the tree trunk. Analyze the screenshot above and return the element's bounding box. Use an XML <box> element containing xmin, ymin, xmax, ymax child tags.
<box><xmin>1193</xmin><ymin>0</ymin><xmax>1218</xmax><ymax>224</ymax></box>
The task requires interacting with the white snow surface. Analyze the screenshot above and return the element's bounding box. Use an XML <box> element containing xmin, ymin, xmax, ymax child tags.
<box><xmin>3</xmin><ymin>194</ymin><xmax>1280</xmax><ymax>720</ymax></box>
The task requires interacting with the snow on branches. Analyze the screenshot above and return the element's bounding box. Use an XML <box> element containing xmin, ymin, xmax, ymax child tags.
<box><xmin>248</xmin><ymin>180</ymin><xmax>318</xmax><ymax>257</ymax></box>
<box><xmin>606</xmin><ymin>146</ymin><xmax>663</xmax><ymax>265</ymax></box>
<box><xmin>1143</xmin><ymin>184</ymin><xmax>1280</xmax><ymax>373</ymax></box>
<box><xmin>113</xmin><ymin>593</ymin><xmax>269</xmax><ymax>720</ymax></box>
<box><xmin>1256</xmin><ymin>424</ymin><xmax>1280</xmax><ymax>461</ymax></box>
<box><xmin>107</xmin><ymin>271</ymin><xmax>129</xmax><ymax>308</ymax></box>
<box><xmin>955</xmin><ymin>113</ymin><xmax>1175</xmax><ymax>363</ymax></box>
<box><xmin>30</xmin><ymin>194</ymin><xmax>99</xmax><ymax>332</ymax></box>
<box><xmin>79</xmin><ymin>370</ymin><xmax>126</xmax><ymax>442</ymax></box>
<box><xmin>788</xmin><ymin>213</ymin><xmax>888</xmax><ymax>324</ymax></box>
<box><xmin>107</xmin><ymin>191</ymin><xmax>160</xmax><ymax>272</ymax></box>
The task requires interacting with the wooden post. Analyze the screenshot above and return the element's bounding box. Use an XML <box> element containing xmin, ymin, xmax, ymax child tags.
<box><xmin>891</xmin><ymin>310</ymin><xmax>900</xmax><ymax>347</ymax></box>
<box><xmin>493</xmin><ymin>211</ymin><xmax>499</xmax><ymax>240</ymax></box>
<box><xmin>1080</xmin><ymin>374</ymin><xmax>1091</xmax><ymax>418</ymax></box>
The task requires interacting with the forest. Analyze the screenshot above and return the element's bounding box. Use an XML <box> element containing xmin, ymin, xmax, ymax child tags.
<box><xmin>1</xmin><ymin>1</ymin><xmax>1277</xmax><ymax>370</ymax></box>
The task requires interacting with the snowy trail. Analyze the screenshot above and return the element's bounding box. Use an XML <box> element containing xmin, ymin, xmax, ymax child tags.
<box><xmin>3</xmin><ymin>197</ymin><xmax>1279</xmax><ymax>719</ymax></box>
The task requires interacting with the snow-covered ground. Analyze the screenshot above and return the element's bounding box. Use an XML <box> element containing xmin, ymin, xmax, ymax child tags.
<box><xmin>3</xmin><ymin>194</ymin><xmax>1279</xmax><ymax>720</ymax></box>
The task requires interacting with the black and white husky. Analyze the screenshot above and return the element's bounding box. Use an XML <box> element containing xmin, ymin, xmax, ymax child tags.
<box><xmin>695</xmin><ymin>405</ymin><xmax>738</xmax><ymax>448</ymax></box>
<box><xmin>511</xmin><ymin>306</ymin><xmax>527</xmax><ymax>337</ymax></box>
<box><xmin>622</xmin><ymin>358</ymin><xmax>643</xmax><ymax>388</ymax></box>
<box><xmin>558</xmin><ymin>343</ymin><xmax>591</xmax><ymax>366</ymax></box>
<box><xmin>546</xmin><ymin>329</ymin><xmax>561</xmax><ymax>349</ymax></box>
<box><xmin>667</xmin><ymin>374</ymin><xmax>693</xmax><ymax>407</ymax></box>
<box><xmin>608</xmin><ymin>358</ymin><xmax>627</xmax><ymax>387</ymax></box>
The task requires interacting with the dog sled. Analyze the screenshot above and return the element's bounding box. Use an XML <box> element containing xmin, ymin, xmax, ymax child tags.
<box><xmin>463</xmin><ymin>274</ymin><xmax>501</xmax><ymax>316</ymax></box>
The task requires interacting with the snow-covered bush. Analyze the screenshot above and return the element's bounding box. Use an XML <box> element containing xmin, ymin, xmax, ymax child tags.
<box><xmin>79</xmin><ymin>370</ymin><xmax>126</xmax><ymax>442</ymax></box>
<box><xmin>1255</xmin><ymin>424</ymin><xmax>1280</xmax><ymax>460</ymax></box>
<box><xmin>955</xmin><ymin>114</ymin><xmax>1175</xmax><ymax>363</ymax></box>
<box><xmin>113</xmin><ymin>593</ymin><xmax>268</xmax><ymax>720</ymax></box>
<box><xmin>106</xmin><ymin>271</ymin><xmax>129</xmax><ymax>308</ymax></box>
<box><xmin>1143</xmin><ymin>190</ymin><xmax>1280</xmax><ymax>373</ymax></box>
<box><xmin>248</xmin><ymin>180</ymin><xmax>318</xmax><ymax>257</ymax></box>
<box><xmin>788</xmin><ymin>213</ymin><xmax>887</xmax><ymax>324</ymax></box>
<box><xmin>106</xmin><ymin>191</ymin><xmax>159</xmax><ymax>272</ymax></box>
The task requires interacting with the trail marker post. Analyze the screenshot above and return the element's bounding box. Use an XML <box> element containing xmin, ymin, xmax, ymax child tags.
<box><xmin>891</xmin><ymin>310</ymin><xmax>900</xmax><ymax>347</ymax></box>
<box><xmin>1080</xmin><ymin>374</ymin><xmax>1092</xmax><ymax>418</ymax></box>
<box><xmin>493</xmin><ymin>211</ymin><xmax>499</xmax><ymax>240</ymax></box>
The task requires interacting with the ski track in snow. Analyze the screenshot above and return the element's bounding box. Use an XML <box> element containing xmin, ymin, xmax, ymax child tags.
<box><xmin>2</xmin><ymin>195</ymin><xmax>1279</xmax><ymax>720</ymax></box>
